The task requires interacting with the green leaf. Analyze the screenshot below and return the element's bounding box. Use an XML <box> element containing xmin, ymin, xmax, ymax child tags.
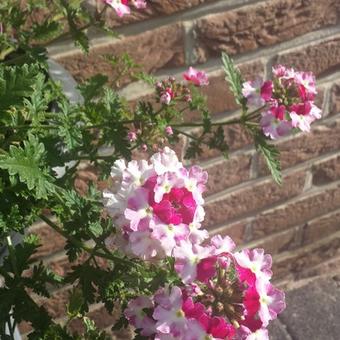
<box><xmin>221</xmin><ymin>52</ymin><xmax>246</xmax><ymax>108</ymax></box>
<box><xmin>67</xmin><ymin>288</ymin><xmax>85</xmax><ymax>318</ymax></box>
<box><xmin>56</xmin><ymin>101</ymin><xmax>83</xmax><ymax>150</ymax></box>
<box><xmin>134</xmin><ymin>71</ymin><xmax>156</xmax><ymax>86</ymax></box>
<box><xmin>0</xmin><ymin>63</ymin><xmax>42</xmax><ymax>112</ymax></box>
<box><xmin>88</xmin><ymin>221</ymin><xmax>103</xmax><ymax>238</ymax></box>
<box><xmin>31</xmin><ymin>20</ymin><xmax>62</xmax><ymax>42</ymax></box>
<box><xmin>59</xmin><ymin>0</ymin><xmax>90</xmax><ymax>52</ymax></box>
<box><xmin>78</xmin><ymin>74</ymin><xmax>108</xmax><ymax>104</ymax></box>
<box><xmin>254</xmin><ymin>133</ymin><xmax>282</xmax><ymax>185</ymax></box>
<box><xmin>0</xmin><ymin>134</ymin><xmax>56</xmax><ymax>199</ymax></box>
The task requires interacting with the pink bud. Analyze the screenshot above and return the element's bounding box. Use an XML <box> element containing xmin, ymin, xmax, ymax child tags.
<box><xmin>165</xmin><ymin>126</ymin><xmax>173</xmax><ymax>136</ymax></box>
<box><xmin>127</xmin><ymin>131</ymin><xmax>137</xmax><ymax>142</ymax></box>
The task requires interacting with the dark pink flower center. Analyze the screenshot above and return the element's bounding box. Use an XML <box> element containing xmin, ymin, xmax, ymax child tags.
<box><xmin>151</xmin><ymin>187</ymin><xmax>197</xmax><ymax>225</ymax></box>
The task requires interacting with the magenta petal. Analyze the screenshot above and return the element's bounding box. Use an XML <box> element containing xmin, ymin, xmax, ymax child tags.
<box><xmin>196</xmin><ymin>256</ymin><xmax>217</xmax><ymax>283</ymax></box>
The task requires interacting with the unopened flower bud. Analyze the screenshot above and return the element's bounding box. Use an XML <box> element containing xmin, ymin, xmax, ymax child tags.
<box><xmin>160</xmin><ymin>91</ymin><xmax>172</xmax><ymax>105</ymax></box>
<box><xmin>165</xmin><ymin>126</ymin><xmax>173</xmax><ymax>136</ymax></box>
<box><xmin>127</xmin><ymin>131</ymin><xmax>137</xmax><ymax>142</ymax></box>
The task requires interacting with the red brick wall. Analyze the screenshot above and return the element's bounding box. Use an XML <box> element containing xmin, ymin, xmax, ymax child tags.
<box><xmin>23</xmin><ymin>0</ymin><xmax>340</xmax><ymax>335</ymax></box>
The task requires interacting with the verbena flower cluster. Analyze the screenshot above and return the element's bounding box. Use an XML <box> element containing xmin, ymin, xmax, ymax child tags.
<box><xmin>242</xmin><ymin>65</ymin><xmax>321</xmax><ymax>139</ymax></box>
<box><xmin>104</xmin><ymin>148</ymin><xmax>286</xmax><ymax>339</ymax></box>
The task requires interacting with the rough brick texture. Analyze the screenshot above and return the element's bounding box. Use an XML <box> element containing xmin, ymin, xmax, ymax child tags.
<box><xmin>205</xmin><ymin>171</ymin><xmax>306</xmax><ymax>228</ymax></box>
<box><xmin>195</xmin><ymin>0</ymin><xmax>340</xmax><ymax>62</ymax></box>
<box><xmin>86</xmin><ymin>0</ymin><xmax>216</xmax><ymax>28</ymax></box>
<box><xmin>56</xmin><ymin>23</ymin><xmax>185</xmax><ymax>83</ymax></box>
<box><xmin>330</xmin><ymin>83</ymin><xmax>340</xmax><ymax>115</ymax></box>
<box><xmin>276</xmin><ymin>37</ymin><xmax>340</xmax><ymax>77</ymax></box>
<box><xmin>251</xmin><ymin>184</ymin><xmax>340</xmax><ymax>239</ymax></box>
<box><xmin>204</xmin><ymin>154</ymin><xmax>252</xmax><ymax>195</ymax></box>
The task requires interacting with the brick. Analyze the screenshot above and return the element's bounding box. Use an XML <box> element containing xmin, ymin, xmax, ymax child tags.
<box><xmin>273</xmin><ymin>232</ymin><xmax>340</xmax><ymax>281</ymax></box>
<box><xmin>210</xmin><ymin>221</ymin><xmax>248</xmax><ymax>246</ymax></box>
<box><xmin>55</xmin><ymin>23</ymin><xmax>185</xmax><ymax>83</ymax></box>
<box><xmin>195</xmin><ymin>0</ymin><xmax>340</xmax><ymax>62</ymax></box>
<box><xmin>74</xmin><ymin>167</ymin><xmax>98</xmax><ymax>195</ymax></box>
<box><xmin>248</xmin><ymin>227</ymin><xmax>300</xmax><ymax>256</ymax></box>
<box><xmin>204</xmin><ymin>171</ymin><xmax>306</xmax><ymax>228</ymax></box>
<box><xmin>252</xmin><ymin>184</ymin><xmax>340</xmax><ymax>239</ymax></box>
<box><xmin>313</xmin><ymin>154</ymin><xmax>340</xmax><ymax>185</ymax></box>
<box><xmin>29</xmin><ymin>224</ymin><xmax>66</xmax><ymax>259</ymax></box>
<box><xmin>314</xmin><ymin>86</ymin><xmax>326</xmax><ymax>111</ymax></box>
<box><xmin>330</xmin><ymin>83</ymin><xmax>340</xmax><ymax>115</ymax></box>
<box><xmin>303</xmin><ymin>210</ymin><xmax>340</xmax><ymax>245</ymax></box>
<box><xmin>86</xmin><ymin>0</ymin><xmax>216</xmax><ymax>28</ymax></box>
<box><xmin>204</xmin><ymin>154</ymin><xmax>251</xmax><ymax>196</ymax></box>
<box><xmin>297</xmin><ymin>254</ymin><xmax>340</xmax><ymax>280</ymax></box>
<box><xmin>259</xmin><ymin>119</ymin><xmax>340</xmax><ymax>176</ymax></box>
<box><xmin>276</xmin><ymin>37</ymin><xmax>340</xmax><ymax>77</ymax></box>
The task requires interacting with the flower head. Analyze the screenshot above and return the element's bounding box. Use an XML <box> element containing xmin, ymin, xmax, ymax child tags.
<box><xmin>183</xmin><ymin>67</ymin><xmax>209</xmax><ymax>86</ymax></box>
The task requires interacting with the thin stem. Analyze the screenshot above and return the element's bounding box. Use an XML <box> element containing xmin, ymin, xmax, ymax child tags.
<box><xmin>38</xmin><ymin>214</ymin><xmax>139</xmax><ymax>267</ymax></box>
<box><xmin>0</xmin><ymin>119</ymin><xmax>140</xmax><ymax>131</ymax></box>
<box><xmin>171</xmin><ymin>117</ymin><xmax>242</xmax><ymax>128</ymax></box>
<box><xmin>173</xmin><ymin>128</ymin><xmax>200</xmax><ymax>141</ymax></box>
<box><xmin>245</xmin><ymin>105</ymin><xmax>266</xmax><ymax>120</ymax></box>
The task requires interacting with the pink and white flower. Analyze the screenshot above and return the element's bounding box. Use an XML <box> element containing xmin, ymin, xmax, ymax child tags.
<box><xmin>242</xmin><ymin>78</ymin><xmax>273</xmax><ymax>106</ymax></box>
<box><xmin>105</xmin><ymin>0</ymin><xmax>147</xmax><ymax>16</ymax></box>
<box><xmin>260</xmin><ymin>112</ymin><xmax>292</xmax><ymax>140</ymax></box>
<box><xmin>104</xmin><ymin>147</ymin><xmax>209</xmax><ymax>260</ymax></box>
<box><xmin>256</xmin><ymin>280</ymin><xmax>286</xmax><ymax>327</ymax></box>
<box><xmin>235</xmin><ymin>248</ymin><xmax>273</xmax><ymax>285</ymax></box>
<box><xmin>238</xmin><ymin>326</ymin><xmax>269</xmax><ymax>340</ymax></box>
<box><xmin>245</xmin><ymin>65</ymin><xmax>321</xmax><ymax>139</ymax></box>
<box><xmin>183</xmin><ymin>67</ymin><xmax>209</xmax><ymax>87</ymax></box>
<box><xmin>132</xmin><ymin>0</ymin><xmax>147</xmax><ymax>9</ymax></box>
<box><xmin>124</xmin><ymin>296</ymin><xmax>156</xmax><ymax>336</ymax></box>
<box><xmin>105</xmin><ymin>0</ymin><xmax>131</xmax><ymax>17</ymax></box>
<box><xmin>160</xmin><ymin>89</ymin><xmax>173</xmax><ymax>105</ymax></box>
<box><xmin>174</xmin><ymin>241</ymin><xmax>212</xmax><ymax>283</ymax></box>
<box><xmin>153</xmin><ymin>286</ymin><xmax>187</xmax><ymax>336</ymax></box>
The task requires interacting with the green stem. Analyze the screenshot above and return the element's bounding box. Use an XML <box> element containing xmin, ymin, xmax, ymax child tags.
<box><xmin>0</xmin><ymin>119</ymin><xmax>139</xmax><ymax>131</ymax></box>
<box><xmin>173</xmin><ymin>128</ymin><xmax>200</xmax><ymax>141</ymax></box>
<box><xmin>38</xmin><ymin>214</ymin><xmax>139</xmax><ymax>267</ymax></box>
<box><xmin>171</xmin><ymin>117</ymin><xmax>242</xmax><ymax>128</ymax></box>
<box><xmin>245</xmin><ymin>105</ymin><xmax>266</xmax><ymax>120</ymax></box>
